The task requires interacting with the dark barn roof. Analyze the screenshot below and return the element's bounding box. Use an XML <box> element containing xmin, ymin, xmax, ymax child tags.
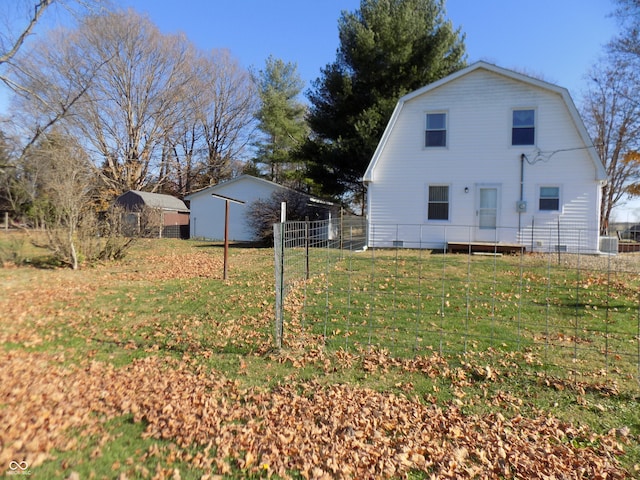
<box><xmin>116</xmin><ymin>190</ymin><xmax>189</xmax><ymax>213</ymax></box>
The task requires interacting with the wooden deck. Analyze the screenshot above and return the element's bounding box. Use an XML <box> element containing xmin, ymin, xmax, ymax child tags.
<box><xmin>447</xmin><ymin>241</ymin><xmax>526</xmax><ymax>255</ymax></box>
<box><xmin>618</xmin><ymin>242</ymin><xmax>640</xmax><ymax>253</ymax></box>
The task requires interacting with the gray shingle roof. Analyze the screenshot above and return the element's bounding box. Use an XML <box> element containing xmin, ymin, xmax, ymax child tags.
<box><xmin>123</xmin><ymin>190</ymin><xmax>189</xmax><ymax>212</ymax></box>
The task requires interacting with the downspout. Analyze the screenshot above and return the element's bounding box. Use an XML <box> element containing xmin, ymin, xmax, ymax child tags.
<box><xmin>518</xmin><ymin>153</ymin><xmax>525</xmax><ymax>233</ymax></box>
<box><xmin>362</xmin><ymin>178</ymin><xmax>370</xmax><ymax>250</ymax></box>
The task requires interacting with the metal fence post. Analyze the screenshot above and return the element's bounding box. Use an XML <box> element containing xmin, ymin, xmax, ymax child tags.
<box><xmin>305</xmin><ymin>218</ymin><xmax>310</xmax><ymax>280</ymax></box>
<box><xmin>274</xmin><ymin>222</ymin><xmax>285</xmax><ymax>349</ymax></box>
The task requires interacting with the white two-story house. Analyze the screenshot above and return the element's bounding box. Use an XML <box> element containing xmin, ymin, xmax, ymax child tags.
<box><xmin>363</xmin><ymin>62</ymin><xmax>607</xmax><ymax>253</ymax></box>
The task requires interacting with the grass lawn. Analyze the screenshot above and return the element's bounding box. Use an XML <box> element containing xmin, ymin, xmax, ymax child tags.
<box><xmin>297</xmin><ymin>248</ymin><xmax>640</xmax><ymax>380</ymax></box>
<box><xmin>1</xmin><ymin>234</ymin><xmax>639</xmax><ymax>479</ymax></box>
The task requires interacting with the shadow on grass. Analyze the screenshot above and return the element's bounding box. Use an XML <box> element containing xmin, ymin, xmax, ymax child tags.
<box><xmin>90</xmin><ymin>336</ymin><xmax>261</xmax><ymax>358</ymax></box>
<box><xmin>8</xmin><ymin>255</ymin><xmax>64</xmax><ymax>269</ymax></box>
<box><xmin>194</xmin><ymin>241</ymin><xmax>271</xmax><ymax>249</ymax></box>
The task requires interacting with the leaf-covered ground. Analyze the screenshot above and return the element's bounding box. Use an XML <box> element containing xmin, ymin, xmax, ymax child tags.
<box><xmin>0</xmin><ymin>239</ymin><xmax>637</xmax><ymax>479</ymax></box>
<box><xmin>0</xmin><ymin>349</ymin><xmax>631</xmax><ymax>479</ymax></box>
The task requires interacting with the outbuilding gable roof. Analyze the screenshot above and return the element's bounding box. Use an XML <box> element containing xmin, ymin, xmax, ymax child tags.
<box><xmin>184</xmin><ymin>174</ymin><xmax>335</xmax><ymax>206</ymax></box>
<box><xmin>117</xmin><ymin>190</ymin><xmax>189</xmax><ymax>212</ymax></box>
<box><xmin>184</xmin><ymin>174</ymin><xmax>290</xmax><ymax>201</ymax></box>
<box><xmin>362</xmin><ymin>61</ymin><xmax>606</xmax><ymax>183</ymax></box>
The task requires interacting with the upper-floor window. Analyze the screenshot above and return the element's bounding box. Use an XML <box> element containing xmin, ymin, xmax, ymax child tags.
<box><xmin>425</xmin><ymin>112</ymin><xmax>447</xmax><ymax>147</ymax></box>
<box><xmin>539</xmin><ymin>186</ymin><xmax>560</xmax><ymax>211</ymax></box>
<box><xmin>512</xmin><ymin>109</ymin><xmax>535</xmax><ymax>145</ymax></box>
<box><xmin>427</xmin><ymin>185</ymin><xmax>449</xmax><ymax>220</ymax></box>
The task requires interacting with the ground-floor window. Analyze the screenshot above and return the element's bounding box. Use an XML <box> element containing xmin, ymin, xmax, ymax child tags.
<box><xmin>539</xmin><ymin>186</ymin><xmax>560</xmax><ymax>211</ymax></box>
<box><xmin>427</xmin><ymin>185</ymin><xmax>449</xmax><ymax>220</ymax></box>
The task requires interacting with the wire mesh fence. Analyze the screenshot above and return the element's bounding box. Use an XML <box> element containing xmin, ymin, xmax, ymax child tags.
<box><xmin>274</xmin><ymin>219</ymin><xmax>640</xmax><ymax>389</ymax></box>
<box><xmin>274</xmin><ymin>215</ymin><xmax>367</xmax><ymax>347</ymax></box>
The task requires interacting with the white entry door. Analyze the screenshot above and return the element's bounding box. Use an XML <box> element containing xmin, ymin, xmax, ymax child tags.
<box><xmin>475</xmin><ymin>185</ymin><xmax>500</xmax><ymax>242</ymax></box>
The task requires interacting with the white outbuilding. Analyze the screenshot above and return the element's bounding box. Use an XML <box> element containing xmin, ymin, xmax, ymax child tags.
<box><xmin>185</xmin><ymin>175</ymin><xmax>290</xmax><ymax>241</ymax></box>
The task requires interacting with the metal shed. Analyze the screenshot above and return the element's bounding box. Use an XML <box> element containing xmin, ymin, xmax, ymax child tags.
<box><xmin>115</xmin><ymin>190</ymin><xmax>190</xmax><ymax>239</ymax></box>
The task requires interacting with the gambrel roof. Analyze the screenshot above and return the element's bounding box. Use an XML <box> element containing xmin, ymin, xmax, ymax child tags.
<box><xmin>363</xmin><ymin>61</ymin><xmax>606</xmax><ymax>183</ymax></box>
<box><xmin>116</xmin><ymin>190</ymin><xmax>189</xmax><ymax>212</ymax></box>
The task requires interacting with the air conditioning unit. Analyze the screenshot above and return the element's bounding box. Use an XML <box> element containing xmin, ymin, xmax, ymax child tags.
<box><xmin>599</xmin><ymin>236</ymin><xmax>619</xmax><ymax>254</ymax></box>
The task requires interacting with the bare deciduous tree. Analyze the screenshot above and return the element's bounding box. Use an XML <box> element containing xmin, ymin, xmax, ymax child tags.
<box><xmin>5</xmin><ymin>4</ymin><xmax>258</xmax><ymax>239</ymax></box>
<box><xmin>7</xmin><ymin>25</ymin><xmax>104</xmax><ymax>156</ymax></box>
<box><xmin>14</xmin><ymin>9</ymin><xmax>198</xmax><ymax>198</ymax></box>
<box><xmin>162</xmin><ymin>49</ymin><xmax>258</xmax><ymax>195</ymax></box>
<box><xmin>582</xmin><ymin>62</ymin><xmax>640</xmax><ymax>232</ymax></box>
<box><xmin>1</xmin><ymin>1</ymin><xmax>105</xmax><ymax>155</ymax></box>
<box><xmin>28</xmin><ymin>131</ymin><xmax>94</xmax><ymax>269</ymax></box>
<box><xmin>0</xmin><ymin>133</ymin><xmax>48</xmax><ymax>226</ymax></box>
<box><xmin>609</xmin><ymin>0</ymin><xmax>640</xmax><ymax>67</ymax></box>
<box><xmin>198</xmin><ymin>49</ymin><xmax>258</xmax><ymax>186</ymax></box>
<box><xmin>580</xmin><ymin>0</ymin><xmax>640</xmax><ymax>230</ymax></box>
<box><xmin>246</xmin><ymin>189</ymin><xmax>328</xmax><ymax>244</ymax></box>
<box><xmin>71</xmin><ymin>10</ymin><xmax>197</xmax><ymax>195</ymax></box>
<box><xmin>0</xmin><ymin>1</ymin><xmax>55</xmax><ymax>68</ymax></box>
<box><xmin>22</xmin><ymin>130</ymin><xmax>135</xmax><ymax>268</ymax></box>
<box><xmin>159</xmin><ymin>57</ymin><xmax>209</xmax><ymax>197</ymax></box>
<box><xmin>161</xmin><ymin>119</ymin><xmax>205</xmax><ymax>197</ymax></box>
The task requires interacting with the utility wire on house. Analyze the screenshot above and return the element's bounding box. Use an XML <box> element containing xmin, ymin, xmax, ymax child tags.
<box><xmin>522</xmin><ymin>144</ymin><xmax>602</xmax><ymax>165</ymax></box>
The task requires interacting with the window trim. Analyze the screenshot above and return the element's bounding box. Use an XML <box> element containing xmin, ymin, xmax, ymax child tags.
<box><xmin>424</xmin><ymin>111</ymin><xmax>448</xmax><ymax>148</ymax></box>
<box><xmin>426</xmin><ymin>184</ymin><xmax>451</xmax><ymax>222</ymax></box>
<box><xmin>538</xmin><ymin>185</ymin><xmax>561</xmax><ymax>212</ymax></box>
<box><xmin>511</xmin><ymin>108</ymin><xmax>536</xmax><ymax>146</ymax></box>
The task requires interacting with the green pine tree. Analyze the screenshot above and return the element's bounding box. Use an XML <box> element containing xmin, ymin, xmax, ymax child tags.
<box><xmin>304</xmin><ymin>0</ymin><xmax>466</xmax><ymax>208</ymax></box>
<box><xmin>253</xmin><ymin>55</ymin><xmax>309</xmax><ymax>189</ymax></box>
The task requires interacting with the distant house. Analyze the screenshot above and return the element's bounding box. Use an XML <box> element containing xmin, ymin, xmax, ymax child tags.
<box><xmin>621</xmin><ymin>224</ymin><xmax>640</xmax><ymax>242</ymax></box>
<box><xmin>363</xmin><ymin>62</ymin><xmax>607</xmax><ymax>253</ymax></box>
<box><xmin>185</xmin><ymin>175</ymin><xmax>335</xmax><ymax>242</ymax></box>
<box><xmin>115</xmin><ymin>190</ymin><xmax>190</xmax><ymax>239</ymax></box>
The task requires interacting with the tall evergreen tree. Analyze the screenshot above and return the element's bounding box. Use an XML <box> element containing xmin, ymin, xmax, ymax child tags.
<box><xmin>304</xmin><ymin>0</ymin><xmax>466</xmax><ymax>207</ymax></box>
<box><xmin>253</xmin><ymin>55</ymin><xmax>308</xmax><ymax>189</ymax></box>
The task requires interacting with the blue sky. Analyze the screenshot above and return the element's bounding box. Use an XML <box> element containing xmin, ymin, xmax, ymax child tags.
<box><xmin>113</xmin><ymin>0</ymin><xmax>617</xmax><ymax>99</ymax></box>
